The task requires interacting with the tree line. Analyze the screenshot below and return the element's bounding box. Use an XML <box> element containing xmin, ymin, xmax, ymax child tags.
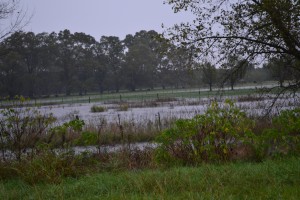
<box><xmin>0</xmin><ymin>29</ymin><xmax>294</xmax><ymax>98</ymax></box>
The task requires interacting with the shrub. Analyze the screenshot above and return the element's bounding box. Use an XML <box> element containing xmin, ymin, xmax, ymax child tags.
<box><xmin>255</xmin><ymin>108</ymin><xmax>300</xmax><ymax>158</ymax></box>
<box><xmin>90</xmin><ymin>105</ymin><xmax>107</xmax><ymax>113</ymax></box>
<box><xmin>118</xmin><ymin>103</ymin><xmax>129</xmax><ymax>111</ymax></box>
<box><xmin>155</xmin><ymin>100</ymin><xmax>255</xmax><ymax>165</ymax></box>
<box><xmin>14</xmin><ymin>149</ymin><xmax>96</xmax><ymax>185</ymax></box>
<box><xmin>0</xmin><ymin>97</ymin><xmax>56</xmax><ymax>161</ymax></box>
<box><xmin>75</xmin><ymin>131</ymin><xmax>98</xmax><ymax>146</ymax></box>
<box><xmin>49</xmin><ymin>118</ymin><xmax>85</xmax><ymax>147</ymax></box>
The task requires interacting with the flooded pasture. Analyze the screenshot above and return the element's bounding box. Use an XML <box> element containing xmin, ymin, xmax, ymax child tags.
<box><xmin>35</xmin><ymin>95</ymin><xmax>299</xmax><ymax>124</ymax></box>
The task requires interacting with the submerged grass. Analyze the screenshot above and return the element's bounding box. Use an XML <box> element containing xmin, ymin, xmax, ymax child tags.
<box><xmin>0</xmin><ymin>156</ymin><xmax>299</xmax><ymax>199</ymax></box>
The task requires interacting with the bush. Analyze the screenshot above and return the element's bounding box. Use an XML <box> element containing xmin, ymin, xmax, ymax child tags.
<box><xmin>118</xmin><ymin>103</ymin><xmax>129</xmax><ymax>111</ymax></box>
<box><xmin>14</xmin><ymin>149</ymin><xmax>97</xmax><ymax>185</ymax></box>
<box><xmin>255</xmin><ymin>108</ymin><xmax>300</xmax><ymax>158</ymax></box>
<box><xmin>90</xmin><ymin>105</ymin><xmax>106</xmax><ymax>113</ymax></box>
<box><xmin>75</xmin><ymin>131</ymin><xmax>98</xmax><ymax>146</ymax></box>
<box><xmin>49</xmin><ymin>118</ymin><xmax>85</xmax><ymax>147</ymax></box>
<box><xmin>0</xmin><ymin>96</ymin><xmax>56</xmax><ymax>161</ymax></box>
<box><xmin>155</xmin><ymin>100</ymin><xmax>255</xmax><ymax>165</ymax></box>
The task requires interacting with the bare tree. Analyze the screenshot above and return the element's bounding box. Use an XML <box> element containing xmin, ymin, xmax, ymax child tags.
<box><xmin>0</xmin><ymin>0</ymin><xmax>30</xmax><ymax>41</ymax></box>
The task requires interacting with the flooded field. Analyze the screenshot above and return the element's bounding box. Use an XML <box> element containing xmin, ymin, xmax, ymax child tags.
<box><xmin>1</xmin><ymin>93</ymin><xmax>299</xmax><ymax>161</ymax></box>
<box><xmin>35</xmin><ymin>94</ymin><xmax>300</xmax><ymax>125</ymax></box>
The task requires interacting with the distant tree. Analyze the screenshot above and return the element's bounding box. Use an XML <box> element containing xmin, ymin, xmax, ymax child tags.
<box><xmin>222</xmin><ymin>55</ymin><xmax>248</xmax><ymax>90</ymax></box>
<box><xmin>156</xmin><ymin>42</ymin><xmax>173</xmax><ymax>89</ymax></box>
<box><xmin>123</xmin><ymin>30</ymin><xmax>163</xmax><ymax>91</ymax></box>
<box><xmin>5</xmin><ymin>31</ymin><xmax>45</xmax><ymax>97</ymax></box>
<box><xmin>72</xmin><ymin>32</ymin><xmax>96</xmax><ymax>95</ymax></box>
<box><xmin>165</xmin><ymin>0</ymin><xmax>300</xmax><ymax>91</ymax></box>
<box><xmin>0</xmin><ymin>50</ymin><xmax>23</xmax><ymax>97</ymax></box>
<box><xmin>244</xmin><ymin>66</ymin><xmax>271</xmax><ymax>84</ymax></box>
<box><xmin>201</xmin><ymin>62</ymin><xmax>217</xmax><ymax>91</ymax></box>
<box><xmin>93</xmin><ymin>42</ymin><xmax>107</xmax><ymax>94</ymax></box>
<box><xmin>34</xmin><ymin>32</ymin><xmax>60</xmax><ymax>95</ymax></box>
<box><xmin>264</xmin><ymin>56</ymin><xmax>293</xmax><ymax>87</ymax></box>
<box><xmin>166</xmin><ymin>45</ymin><xmax>194</xmax><ymax>89</ymax></box>
<box><xmin>99</xmin><ymin>36</ymin><xmax>124</xmax><ymax>92</ymax></box>
<box><xmin>55</xmin><ymin>30</ymin><xmax>75</xmax><ymax>95</ymax></box>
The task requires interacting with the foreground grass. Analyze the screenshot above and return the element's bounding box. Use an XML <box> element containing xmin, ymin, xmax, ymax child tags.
<box><xmin>1</xmin><ymin>156</ymin><xmax>299</xmax><ymax>199</ymax></box>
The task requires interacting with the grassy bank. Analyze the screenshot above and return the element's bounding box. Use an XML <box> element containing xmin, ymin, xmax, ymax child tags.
<box><xmin>1</xmin><ymin>156</ymin><xmax>299</xmax><ymax>199</ymax></box>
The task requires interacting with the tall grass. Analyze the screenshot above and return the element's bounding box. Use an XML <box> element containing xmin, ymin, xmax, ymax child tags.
<box><xmin>0</xmin><ymin>156</ymin><xmax>299</xmax><ymax>199</ymax></box>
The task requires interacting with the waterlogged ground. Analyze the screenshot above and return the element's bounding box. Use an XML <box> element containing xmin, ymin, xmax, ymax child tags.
<box><xmin>37</xmin><ymin>100</ymin><xmax>207</xmax><ymax>124</ymax></box>
<box><xmin>0</xmin><ymin>94</ymin><xmax>299</xmax><ymax>159</ymax></box>
<box><xmin>34</xmin><ymin>95</ymin><xmax>299</xmax><ymax>125</ymax></box>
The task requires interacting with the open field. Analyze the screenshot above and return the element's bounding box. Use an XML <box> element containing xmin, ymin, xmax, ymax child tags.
<box><xmin>1</xmin><ymin>156</ymin><xmax>299</xmax><ymax>199</ymax></box>
<box><xmin>0</xmin><ymin>82</ymin><xmax>280</xmax><ymax>107</ymax></box>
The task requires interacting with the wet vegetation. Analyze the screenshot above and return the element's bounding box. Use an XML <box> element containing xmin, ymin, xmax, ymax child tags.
<box><xmin>0</xmin><ymin>96</ymin><xmax>299</xmax><ymax>196</ymax></box>
<box><xmin>0</xmin><ymin>0</ymin><xmax>300</xmax><ymax>198</ymax></box>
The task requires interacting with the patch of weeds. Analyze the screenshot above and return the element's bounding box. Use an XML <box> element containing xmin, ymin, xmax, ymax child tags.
<box><xmin>74</xmin><ymin>131</ymin><xmax>98</xmax><ymax>146</ymax></box>
<box><xmin>254</xmin><ymin>108</ymin><xmax>300</xmax><ymax>158</ymax></box>
<box><xmin>90</xmin><ymin>105</ymin><xmax>107</xmax><ymax>113</ymax></box>
<box><xmin>118</xmin><ymin>103</ymin><xmax>129</xmax><ymax>111</ymax></box>
<box><xmin>8</xmin><ymin>149</ymin><xmax>98</xmax><ymax>185</ymax></box>
<box><xmin>48</xmin><ymin>118</ymin><xmax>85</xmax><ymax>147</ymax></box>
<box><xmin>155</xmin><ymin>99</ymin><xmax>256</xmax><ymax>165</ymax></box>
<box><xmin>237</xmin><ymin>95</ymin><xmax>264</xmax><ymax>102</ymax></box>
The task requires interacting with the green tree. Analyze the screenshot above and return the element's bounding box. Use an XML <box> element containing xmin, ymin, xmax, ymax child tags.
<box><xmin>166</xmin><ymin>45</ymin><xmax>194</xmax><ymax>89</ymax></box>
<box><xmin>0</xmin><ymin>50</ymin><xmax>24</xmax><ymax>97</ymax></box>
<box><xmin>55</xmin><ymin>30</ymin><xmax>75</xmax><ymax>95</ymax></box>
<box><xmin>264</xmin><ymin>56</ymin><xmax>293</xmax><ymax>87</ymax></box>
<box><xmin>222</xmin><ymin>55</ymin><xmax>248</xmax><ymax>90</ymax></box>
<box><xmin>99</xmin><ymin>36</ymin><xmax>124</xmax><ymax>92</ymax></box>
<box><xmin>93</xmin><ymin>41</ymin><xmax>107</xmax><ymax>94</ymax></box>
<box><xmin>72</xmin><ymin>32</ymin><xmax>96</xmax><ymax>95</ymax></box>
<box><xmin>6</xmin><ymin>31</ymin><xmax>44</xmax><ymax>97</ymax></box>
<box><xmin>123</xmin><ymin>30</ymin><xmax>166</xmax><ymax>91</ymax></box>
<box><xmin>55</xmin><ymin>30</ymin><xmax>93</xmax><ymax>96</ymax></box>
<box><xmin>201</xmin><ymin>62</ymin><xmax>217</xmax><ymax>91</ymax></box>
<box><xmin>34</xmin><ymin>32</ymin><xmax>60</xmax><ymax>96</ymax></box>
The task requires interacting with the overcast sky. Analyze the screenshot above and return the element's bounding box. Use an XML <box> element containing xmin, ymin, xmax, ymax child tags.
<box><xmin>20</xmin><ymin>0</ymin><xmax>193</xmax><ymax>40</ymax></box>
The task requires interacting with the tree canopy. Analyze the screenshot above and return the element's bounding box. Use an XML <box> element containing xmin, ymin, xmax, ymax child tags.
<box><xmin>0</xmin><ymin>30</ymin><xmax>202</xmax><ymax>97</ymax></box>
<box><xmin>165</xmin><ymin>0</ymin><xmax>300</xmax><ymax>89</ymax></box>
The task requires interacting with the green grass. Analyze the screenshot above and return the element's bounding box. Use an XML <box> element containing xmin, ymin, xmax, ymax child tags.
<box><xmin>1</xmin><ymin>156</ymin><xmax>299</xmax><ymax>199</ymax></box>
<box><xmin>0</xmin><ymin>83</ymin><xmax>270</xmax><ymax>107</ymax></box>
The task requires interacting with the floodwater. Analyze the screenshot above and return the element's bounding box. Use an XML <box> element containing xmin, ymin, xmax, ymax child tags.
<box><xmin>72</xmin><ymin>142</ymin><xmax>158</xmax><ymax>154</ymax></box>
<box><xmin>1</xmin><ymin>94</ymin><xmax>299</xmax><ymax>125</ymax></box>
<box><xmin>1</xmin><ymin>95</ymin><xmax>298</xmax><ymax>160</ymax></box>
<box><xmin>36</xmin><ymin>101</ymin><xmax>207</xmax><ymax>124</ymax></box>
<box><xmin>1</xmin><ymin>142</ymin><xmax>158</xmax><ymax>161</ymax></box>
<box><xmin>34</xmin><ymin>95</ymin><xmax>299</xmax><ymax>124</ymax></box>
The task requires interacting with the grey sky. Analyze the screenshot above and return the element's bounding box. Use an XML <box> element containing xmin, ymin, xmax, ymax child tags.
<box><xmin>20</xmin><ymin>0</ymin><xmax>193</xmax><ymax>40</ymax></box>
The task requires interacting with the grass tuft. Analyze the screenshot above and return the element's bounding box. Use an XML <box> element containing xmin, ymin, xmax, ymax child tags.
<box><xmin>90</xmin><ymin>105</ymin><xmax>107</xmax><ymax>112</ymax></box>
